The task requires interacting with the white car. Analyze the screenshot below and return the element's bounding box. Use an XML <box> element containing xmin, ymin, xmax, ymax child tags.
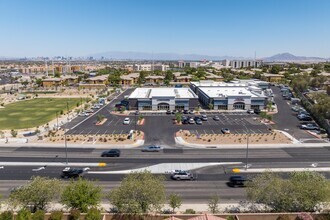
<box><xmin>123</xmin><ymin>118</ymin><xmax>130</xmax><ymax>125</ymax></box>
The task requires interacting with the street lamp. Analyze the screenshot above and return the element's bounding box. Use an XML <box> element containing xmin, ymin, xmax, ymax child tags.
<box><xmin>245</xmin><ymin>134</ymin><xmax>249</xmax><ymax>170</ymax></box>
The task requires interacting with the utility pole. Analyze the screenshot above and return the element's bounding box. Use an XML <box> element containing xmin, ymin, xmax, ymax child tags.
<box><xmin>245</xmin><ymin>134</ymin><xmax>249</xmax><ymax>170</ymax></box>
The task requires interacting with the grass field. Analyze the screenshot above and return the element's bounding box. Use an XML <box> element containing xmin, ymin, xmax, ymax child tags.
<box><xmin>0</xmin><ymin>98</ymin><xmax>81</xmax><ymax>130</ymax></box>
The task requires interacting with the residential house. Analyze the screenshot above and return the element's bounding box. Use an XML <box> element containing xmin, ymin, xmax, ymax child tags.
<box><xmin>42</xmin><ymin>78</ymin><xmax>62</xmax><ymax>87</ymax></box>
<box><xmin>145</xmin><ymin>75</ymin><xmax>165</xmax><ymax>85</ymax></box>
<box><xmin>85</xmin><ymin>75</ymin><xmax>108</xmax><ymax>85</ymax></box>
<box><xmin>120</xmin><ymin>72</ymin><xmax>140</xmax><ymax>86</ymax></box>
<box><xmin>262</xmin><ymin>73</ymin><xmax>284</xmax><ymax>82</ymax></box>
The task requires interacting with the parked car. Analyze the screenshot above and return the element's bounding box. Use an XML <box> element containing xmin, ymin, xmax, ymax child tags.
<box><xmin>101</xmin><ymin>149</ymin><xmax>121</xmax><ymax>157</ymax></box>
<box><xmin>171</xmin><ymin>110</ymin><xmax>177</xmax><ymax>114</ymax></box>
<box><xmin>300</xmin><ymin>116</ymin><xmax>313</xmax><ymax>121</ymax></box>
<box><xmin>213</xmin><ymin>115</ymin><xmax>220</xmax><ymax>121</ymax></box>
<box><xmin>85</xmin><ymin>109</ymin><xmax>94</xmax><ymax>113</ymax></box>
<box><xmin>247</xmin><ymin>109</ymin><xmax>254</xmax><ymax>114</ymax></box>
<box><xmin>188</xmin><ymin>110</ymin><xmax>194</xmax><ymax>114</ymax></box>
<box><xmin>141</xmin><ymin>145</ymin><xmax>162</xmax><ymax>152</ymax></box>
<box><xmin>221</xmin><ymin>128</ymin><xmax>230</xmax><ymax>134</ymax></box>
<box><xmin>300</xmin><ymin>124</ymin><xmax>320</xmax><ymax>130</ymax></box>
<box><xmin>254</xmin><ymin>109</ymin><xmax>261</xmax><ymax>114</ymax></box>
<box><xmin>61</xmin><ymin>167</ymin><xmax>89</xmax><ymax>179</ymax></box>
<box><xmin>181</xmin><ymin>116</ymin><xmax>187</xmax><ymax>121</ymax></box>
<box><xmin>201</xmin><ymin>115</ymin><xmax>208</xmax><ymax>121</ymax></box>
<box><xmin>195</xmin><ymin>118</ymin><xmax>203</xmax><ymax>125</ymax></box>
<box><xmin>166</xmin><ymin>110</ymin><xmax>171</xmax><ymax>115</ymax></box>
<box><xmin>188</xmin><ymin>118</ymin><xmax>195</xmax><ymax>124</ymax></box>
<box><xmin>229</xmin><ymin>175</ymin><xmax>247</xmax><ymax>187</ymax></box>
<box><xmin>171</xmin><ymin>171</ymin><xmax>196</xmax><ymax>180</ymax></box>
<box><xmin>183</xmin><ymin>110</ymin><xmax>189</xmax><ymax>114</ymax></box>
<box><xmin>123</xmin><ymin>118</ymin><xmax>130</xmax><ymax>125</ymax></box>
<box><xmin>182</xmin><ymin>119</ymin><xmax>189</xmax><ymax>124</ymax></box>
<box><xmin>78</xmin><ymin>112</ymin><xmax>88</xmax><ymax>117</ymax></box>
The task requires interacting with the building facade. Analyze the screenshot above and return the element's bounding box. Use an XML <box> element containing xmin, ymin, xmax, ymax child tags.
<box><xmin>190</xmin><ymin>80</ymin><xmax>268</xmax><ymax>110</ymax></box>
<box><xmin>128</xmin><ymin>88</ymin><xmax>199</xmax><ymax>111</ymax></box>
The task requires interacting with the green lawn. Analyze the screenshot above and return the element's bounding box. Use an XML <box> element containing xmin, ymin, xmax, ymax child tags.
<box><xmin>0</xmin><ymin>98</ymin><xmax>81</xmax><ymax>130</ymax></box>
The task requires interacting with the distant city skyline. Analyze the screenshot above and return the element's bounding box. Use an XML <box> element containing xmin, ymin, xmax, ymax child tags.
<box><xmin>0</xmin><ymin>0</ymin><xmax>329</xmax><ymax>58</ymax></box>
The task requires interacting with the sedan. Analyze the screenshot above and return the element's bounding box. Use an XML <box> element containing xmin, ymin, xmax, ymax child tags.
<box><xmin>221</xmin><ymin>128</ymin><xmax>230</xmax><ymax>134</ymax></box>
<box><xmin>213</xmin><ymin>116</ymin><xmax>220</xmax><ymax>121</ymax></box>
<box><xmin>188</xmin><ymin>118</ymin><xmax>195</xmax><ymax>124</ymax></box>
<box><xmin>195</xmin><ymin>118</ymin><xmax>203</xmax><ymax>125</ymax></box>
<box><xmin>123</xmin><ymin>118</ymin><xmax>130</xmax><ymax>125</ymax></box>
<box><xmin>300</xmin><ymin>124</ymin><xmax>320</xmax><ymax>130</ymax></box>
<box><xmin>141</xmin><ymin>145</ymin><xmax>162</xmax><ymax>152</ymax></box>
<box><xmin>101</xmin><ymin>149</ymin><xmax>121</xmax><ymax>157</ymax></box>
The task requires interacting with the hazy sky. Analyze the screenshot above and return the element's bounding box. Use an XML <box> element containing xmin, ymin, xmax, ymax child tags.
<box><xmin>0</xmin><ymin>0</ymin><xmax>329</xmax><ymax>58</ymax></box>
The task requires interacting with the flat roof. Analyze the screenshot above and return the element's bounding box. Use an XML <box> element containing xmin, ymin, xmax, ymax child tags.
<box><xmin>129</xmin><ymin>88</ymin><xmax>197</xmax><ymax>99</ymax></box>
<box><xmin>199</xmin><ymin>87</ymin><xmax>266</xmax><ymax>98</ymax></box>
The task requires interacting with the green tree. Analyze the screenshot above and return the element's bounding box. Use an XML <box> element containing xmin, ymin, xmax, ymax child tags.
<box><xmin>208</xmin><ymin>195</ymin><xmax>220</xmax><ymax>214</ymax></box>
<box><xmin>16</xmin><ymin>208</ymin><xmax>32</xmax><ymax>220</ymax></box>
<box><xmin>208</xmin><ymin>103</ymin><xmax>214</xmax><ymax>110</ymax></box>
<box><xmin>108</xmin><ymin>170</ymin><xmax>166</xmax><ymax>213</ymax></box>
<box><xmin>108</xmin><ymin>72</ymin><xmax>121</xmax><ymax>85</ymax></box>
<box><xmin>270</xmin><ymin>65</ymin><xmax>282</xmax><ymax>74</ymax></box>
<box><xmin>246</xmin><ymin>171</ymin><xmax>330</xmax><ymax>212</ymax></box>
<box><xmin>168</xmin><ymin>193</ymin><xmax>182</xmax><ymax>213</ymax></box>
<box><xmin>175</xmin><ymin>112</ymin><xmax>182</xmax><ymax>123</ymax></box>
<box><xmin>9</xmin><ymin>176</ymin><xmax>61</xmax><ymax>212</ymax></box>
<box><xmin>85</xmin><ymin>208</ymin><xmax>102</xmax><ymax>220</ymax></box>
<box><xmin>0</xmin><ymin>211</ymin><xmax>13</xmax><ymax>220</ymax></box>
<box><xmin>35</xmin><ymin>78</ymin><xmax>43</xmax><ymax>87</ymax></box>
<box><xmin>164</xmin><ymin>70</ymin><xmax>174</xmax><ymax>81</ymax></box>
<box><xmin>96</xmin><ymin>114</ymin><xmax>105</xmax><ymax>122</ymax></box>
<box><xmin>137</xmin><ymin>71</ymin><xmax>147</xmax><ymax>84</ymax></box>
<box><xmin>31</xmin><ymin>210</ymin><xmax>45</xmax><ymax>220</ymax></box>
<box><xmin>61</xmin><ymin>178</ymin><xmax>102</xmax><ymax>213</ymax></box>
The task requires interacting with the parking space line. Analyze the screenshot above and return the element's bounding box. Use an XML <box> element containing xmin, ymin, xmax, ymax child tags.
<box><xmin>103</xmin><ymin>130</ymin><xmax>108</xmax><ymax>135</ymax></box>
<box><xmin>95</xmin><ymin>130</ymin><xmax>100</xmax><ymax>135</ymax></box>
<box><xmin>79</xmin><ymin>130</ymin><xmax>84</xmax><ymax>135</ymax></box>
<box><xmin>120</xmin><ymin>130</ymin><xmax>123</xmax><ymax>134</ymax></box>
<box><xmin>114</xmin><ymin>119</ymin><xmax>121</xmax><ymax>125</ymax></box>
<box><xmin>87</xmin><ymin>130</ymin><xmax>93</xmax><ymax>135</ymax></box>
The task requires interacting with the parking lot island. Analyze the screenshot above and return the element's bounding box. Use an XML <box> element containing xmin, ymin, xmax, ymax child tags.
<box><xmin>176</xmin><ymin>130</ymin><xmax>292</xmax><ymax>146</ymax></box>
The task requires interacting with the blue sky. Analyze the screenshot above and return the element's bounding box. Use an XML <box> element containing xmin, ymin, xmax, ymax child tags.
<box><xmin>0</xmin><ymin>0</ymin><xmax>329</xmax><ymax>58</ymax></box>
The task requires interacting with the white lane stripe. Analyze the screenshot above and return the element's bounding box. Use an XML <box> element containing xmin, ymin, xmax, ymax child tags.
<box><xmin>0</xmin><ymin>162</ymin><xmax>104</xmax><ymax>167</ymax></box>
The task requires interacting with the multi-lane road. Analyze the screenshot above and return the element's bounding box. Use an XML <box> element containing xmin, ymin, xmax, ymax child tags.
<box><xmin>1</xmin><ymin>146</ymin><xmax>330</xmax><ymax>203</ymax></box>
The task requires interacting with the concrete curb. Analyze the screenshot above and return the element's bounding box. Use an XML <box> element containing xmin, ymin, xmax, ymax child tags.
<box><xmin>175</xmin><ymin>137</ymin><xmax>330</xmax><ymax>149</ymax></box>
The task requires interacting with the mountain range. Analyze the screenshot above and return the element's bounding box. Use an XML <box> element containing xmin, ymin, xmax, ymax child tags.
<box><xmin>0</xmin><ymin>52</ymin><xmax>329</xmax><ymax>62</ymax></box>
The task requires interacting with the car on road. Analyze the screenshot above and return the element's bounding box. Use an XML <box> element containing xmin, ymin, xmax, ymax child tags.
<box><xmin>141</xmin><ymin>145</ymin><xmax>162</xmax><ymax>152</ymax></box>
<box><xmin>229</xmin><ymin>175</ymin><xmax>247</xmax><ymax>187</ymax></box>
<box><xmin>221</xmin><ymin>128</ymin><xmax>230</xmax><ymax>134</ymax></box>
<box><xmin>171</xmin><ymin>171</ymin><xmax>196</xmax><ymax>180</ymax></box>
<box><xmin>188</xmin><ymin>118</ymin><xmax>195</xmax><ymax>124</ymax></box>
<box><xmin>247</xmin><ymin>109</ymin><xmax>254</xmax><ymax>114</ymax></box>
<box><xmin>123</xmin><ymin>118</ymin><xmax>130</xmax><ymax>125</ymax></box>
<box><xmin>61</xmin><ymin>167</ymin><xmax>89</xmax><ymax>179</ymax></box>
<box><xmin>300</xmin><ymin>124</ymin><xmax>320</xmax><ymax>130</ymax></box>
<box><xmin>101</xmin><ymin>149</ymin><xmax>121</xmax><ymax>157</ymax></box>
<box><xmin>213</xmin><ymin>115</ymin><xmax>220</xmax><ymax>121</ymax></box>
<box><xmin>201</xmin><ymin>115</ymin><xmax>208</xmax><ymax>121</ymax></box>
<box><xmin>195</xmin><ymin>118</ymin><xmax>202</xmax><ymax>125</ymax></box>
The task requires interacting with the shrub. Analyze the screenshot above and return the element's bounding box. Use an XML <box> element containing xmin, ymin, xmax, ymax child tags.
<box><xmin>31</xmin><ymin>210</ymin><xmax>45</xmax><ymax>220</ymax></box>
<box><xmin>16</xmin><ymin>208</ymin><xmax>32</xmax><ymax>220</ymax></box>
<box><xmin>85</xmin><ymin>208</ymin><xmax>102</xmax><ymax>220</ymax></box>
<box><xmin>226</xmin><ymin>216</ymin><xmax>236</xmax><ymax>220</ymax></box>
<box><xmin>0</xmin><ymin>211</ymin><xmax>13</xmax><ymax>220</ymax></box>
<box><xmin>296</xmin><ymin>213</ymin><xmax>313</xmax><ymax>220</ymax></box>
<box><xmin>49</xmin><ymin>210</ymin><xmax>63</xmax><ymax>220</ymax></box>
<box><xmin>69</xmin><ymin>209</ymin><xmax>81</xmax><ymax>220</ymax></box>
<box><xmin>183</xmin><ymin>209</ymin><xmax>196</xmax><ymax>214</ymax></box>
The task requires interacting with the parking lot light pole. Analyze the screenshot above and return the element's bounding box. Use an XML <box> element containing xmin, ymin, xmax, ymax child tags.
<box><xmin>245</xmin><ymin>134</ymin><xmax>249</xmax><ymax>170</ymax></box>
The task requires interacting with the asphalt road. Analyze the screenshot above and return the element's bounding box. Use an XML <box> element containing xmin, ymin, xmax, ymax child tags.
<box><xmin>1</xmin><ymin>146</ymin><xmax>330</xmax><ymax>202</ymax></box>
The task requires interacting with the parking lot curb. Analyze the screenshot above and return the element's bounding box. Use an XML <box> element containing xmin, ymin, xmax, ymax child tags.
<box><xmin>175</xmin><ymin>136</ymin><xmax>330</xmax><ymax>149</ymax></box>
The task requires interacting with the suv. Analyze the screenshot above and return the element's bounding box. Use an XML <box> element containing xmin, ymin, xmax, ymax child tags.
<box><xmin>201</xmin><ymin>115</ymin><xmax>208</xmax><ymax>121</ymax></box>
<box><xmin>61</xmin><ymin>167</ymin><xmax>89</xmax><ymax>179</ymax></box>
<box><xmin>171</xmin><ymin>171</ymin><xmax>196</xmax><ymax>180</ymax></box>
<box><xmin>101</xmin><ymin>149</ymin><xmax>121</xmax><ymax>157</ymax></box>
<box><xmin>300</xmin><ymin>124</ymin><xmax>319</xmax><ymax>130</ymax></box>
<box><xmin>229</xmin><ymin>175</ymin><xmax>247</xmax><ymax>187</ymax></box>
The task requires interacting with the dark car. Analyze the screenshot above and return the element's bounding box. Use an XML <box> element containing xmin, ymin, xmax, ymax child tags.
<box><xmin>166</xmin><ymin>110</ymin><xmax>171</xmax><ymax>115</ymax></box>
<box><xmin>182</xmin><ymin>119</ymin><xmax>189</xmax><ymax>124</ymax></box>
<box><xmin>195</xmin><ymin>118</ymin><xmax>203</xmax><ymax>125</ymax></box>
<box><xmin>298</xmin><ymin>116</ymin><xmax>313</xmax><ymax>121</ymax></box>
<box><xmin>101</xmin><ymin>149</ymin><xmax>121</xmax><ymax>157</ymax></box>
<box><xmin>61</xmin><ymin>167</ymin><xmax>89</xmax><ymax>179</ymax></box>
<box><xmin>254</xmin><ymin>109</ymin><xmax>261</xmax><ymax>114</ymax></box>
<box><xmin>194</xmin><ymin>116</ymin><xmax>201</xmax><ymax>121</ymax></box>
<box><xmin>183</xmin><ymin>110</ymin><xmax>189</xmax><ymax>114</ymax></box>
<box><xmin>229</xmin><ymin>175</ymin><xmax>247</xmax><ymax>187</ymax></box>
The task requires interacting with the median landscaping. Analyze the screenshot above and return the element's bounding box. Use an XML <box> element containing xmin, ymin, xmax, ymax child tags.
<box><xmin>176</xmin><ymin>130</ymin><xmax>292</xmax><ymax>145</ymax></box>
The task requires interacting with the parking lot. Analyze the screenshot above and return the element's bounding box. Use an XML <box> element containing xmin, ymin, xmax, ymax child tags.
<box><xmin>64</xmin><ymin>86</ymin><xmax>326</xmax><ymax>146</ymax></box>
